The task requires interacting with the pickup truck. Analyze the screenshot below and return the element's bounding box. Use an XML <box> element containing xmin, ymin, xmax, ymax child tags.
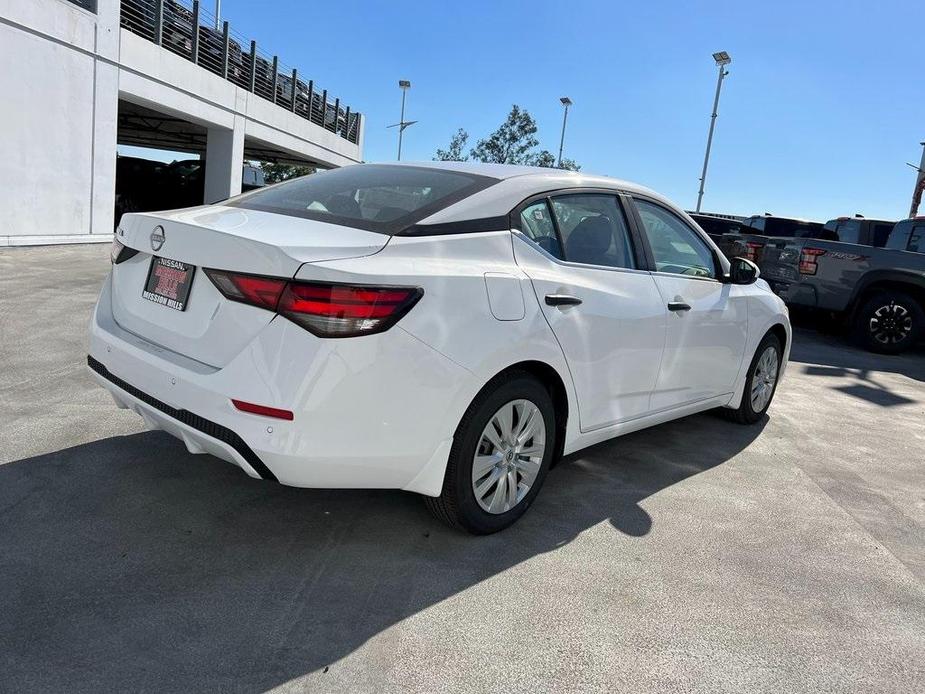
<box><xmin>759</xmin><ymin>217</ymin><xmax>925</xmax><ymax>353</ymax></box>
<box><xmin>713</xmin><ymin>214</ymin><xmax>834</xmax><ymax>264</ymax></box>
<box><xmin>821</xmin><ymin>216</ymin><xmax>896</xmax><ymax>247</ymax></box>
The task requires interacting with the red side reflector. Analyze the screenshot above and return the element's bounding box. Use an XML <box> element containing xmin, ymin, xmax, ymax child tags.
<box><xmin>231</xmin><ymin>399</ymin><xmax>294</xmax><ymax>420</ymax></box>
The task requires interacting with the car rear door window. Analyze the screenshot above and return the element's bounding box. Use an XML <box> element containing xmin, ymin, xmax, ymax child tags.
<box><xmin>519</xmin><ymin>200</ymin><xmax>563</xmax><ymax>259</ymax></box>
<box><xmin>635</xmin><ymin>200</ymin><xmax>716</xmax><ymax>279</ymax></box>
<box><xmin>549</xmin><ymin>195</ymin><xmax>636</xmax><ymax>269</ymax></box>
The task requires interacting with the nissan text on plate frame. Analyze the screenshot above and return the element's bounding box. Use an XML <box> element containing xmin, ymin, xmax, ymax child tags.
<box><xmin>89</xmin><ymin>162</ymin><xmax>791</xmax><ymax>534</ymax></box>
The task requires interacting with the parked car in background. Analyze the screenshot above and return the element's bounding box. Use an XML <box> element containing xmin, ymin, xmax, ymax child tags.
<box><xmin>822</xmin><ymin>215</ymin><xmax>896</xmax><ymax>247</ymax></box>
<box><xmin>689</xmin><ymin>213</ymin><xmax>750</xmax><ymax>258</ymax></box>
<box><xmin>114</xmin><ymin>157</ymin><xmax>167</xmax><ymax>225</ymax></box>
<box><xmin>688</xmin><ymin>213</ymin><xmax>748</xmax><ymax>240</ymax></box>
<box><xmin>760</xmin><ymin>217</ymin><xmax>925</xmax><ymax>353</ymax></box>
<box><xmin>114</xmin><ymin>156</ymin><xmax>266</xmax><ymax>228</ymax></box>
<box><xmin>91</xmin><ymin>162</ymin><xmax>790</xmax><ymax>533</ymax></box>
<box><xmin>723</xmin><ymin>214</ymin><xmax>835</xmax><ymax>264</ymax></box>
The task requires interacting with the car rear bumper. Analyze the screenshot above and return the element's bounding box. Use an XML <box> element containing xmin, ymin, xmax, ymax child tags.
<box><xmin>88</xmin><ymin>273</ymin><xmax>478</xmax><ymax>495</ymax></box>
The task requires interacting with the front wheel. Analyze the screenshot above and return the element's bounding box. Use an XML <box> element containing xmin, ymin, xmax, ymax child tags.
<box><xmin>853</xmin><ymin>291</ymin><xmax>924</xmax><ymax>354</ymax></box>
<box><xmin>425</xmin><ymin>372</ymin><xmax>556</xmax><ymax>534</ymax></box>
<box><xmin>725</xmin><ymin>333</ymin><xmax>782</xmax><ymax>425</ymax></box>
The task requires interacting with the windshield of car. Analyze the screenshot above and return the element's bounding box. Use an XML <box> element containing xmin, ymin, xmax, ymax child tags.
<box><xmin>226</xmin><ymin>164</ymin><xmax>497</xmax><ymax>234</ymax></box>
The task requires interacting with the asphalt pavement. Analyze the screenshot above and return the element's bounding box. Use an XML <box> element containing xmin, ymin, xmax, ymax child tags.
<box><xmin>1</xmin><ymin>244</ymin><xmax>923</xmax><ymax>693</ymax></box>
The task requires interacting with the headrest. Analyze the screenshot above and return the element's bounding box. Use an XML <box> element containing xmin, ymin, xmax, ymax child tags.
<box><xmin>566</xmin><ymin>216</ymin><xmax>613</xmax><ymax>263</ymax></box>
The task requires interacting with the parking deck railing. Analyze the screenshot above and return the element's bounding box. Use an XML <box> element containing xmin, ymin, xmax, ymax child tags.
<box><xmin>120</xmin><ymin>0</ymin><xmax>361</xmax><ymax>145</ymax></box>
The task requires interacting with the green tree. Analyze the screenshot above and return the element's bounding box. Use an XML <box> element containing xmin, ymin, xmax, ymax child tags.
<box><xmin>258</xmin><ymin>162</ymin><xmax>316</xmax><ymax>184</ymax></box>
<box><xmin>453</xmin><ymin>105</ymin><xmax>580</xmax><ymax>171</ymax></box>
<box><xmin>469</xmin><ymin>105</ymin><xmax>540</xmax><ymax>165</ymax></box>
<box><xmin>434</xmin><ymin>128</ymin><xmax>470</xmax><ymax>161</ymax></box>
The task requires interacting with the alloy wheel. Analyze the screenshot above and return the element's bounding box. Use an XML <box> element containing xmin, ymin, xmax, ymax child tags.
<box><xmin>869</xmin><ymin>302</ymin><xmax>912</xmax><ymax>345</ymax></box>
<box><xmin>750</xmin><ymin>346</ymin><xmax>779</xmax><ymax>412</ymax></box>
<box><xmin>471</xmin><ymin>399</ymin><xmax>546</xmax><ymax>514</ymax></box>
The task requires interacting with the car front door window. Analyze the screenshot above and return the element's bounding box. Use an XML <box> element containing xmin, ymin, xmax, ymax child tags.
<box><xmin>635</xmin><ymin>201</ymin><xmax>716</xmax><ymax>278</ymax></box>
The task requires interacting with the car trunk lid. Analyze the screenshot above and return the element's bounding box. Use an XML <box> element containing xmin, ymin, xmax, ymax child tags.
<box><xmin>110</xmin><ymin>206</ymin><xmax>389</xmax><ymax>367</ymax></box>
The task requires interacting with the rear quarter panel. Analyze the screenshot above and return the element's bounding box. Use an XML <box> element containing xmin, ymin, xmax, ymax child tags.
<box><xmin>293</xmin><ymin>230</ymin><xmax>580</xmax><ymax>449</ymax></box>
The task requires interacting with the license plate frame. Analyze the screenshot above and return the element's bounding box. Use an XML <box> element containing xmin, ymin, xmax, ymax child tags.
<box><xmin>142</xmin><ymin>256</ymin><xmax>196</xmax><ymax>312</ymax></box>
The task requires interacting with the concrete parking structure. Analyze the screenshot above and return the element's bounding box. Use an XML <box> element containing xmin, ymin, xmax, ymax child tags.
<box><xmin>0</xmin><ymin>0</ymin><xmax>364</xmax><ymax>246</ymax></box>
<box><xmin>1</xmin><ymin>244</ymin><xmax>923</xmax><ymax>693</ymax></box>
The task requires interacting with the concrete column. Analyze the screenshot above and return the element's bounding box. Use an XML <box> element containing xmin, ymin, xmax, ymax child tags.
<box><xmin>204</xmin><ymin>116</ymin><xmax>245</xmax><ymax>203</ymax></box>
<box><xmin>89</xmin><ymin>0</ymin><xmax>120</xmax><ymax>235</ymax></box>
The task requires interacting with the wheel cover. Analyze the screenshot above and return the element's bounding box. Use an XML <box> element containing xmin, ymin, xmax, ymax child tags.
<box><xmin>750</xmin><ymin>345</ymin><xmax>779</xmax><ymax>412</ymax></box>
<box><xmin>869</xmin><ymin>302</ymin><xmax>912</xmax><ymax>344</ymax></box>
<box><xmin>471</xmin><ymin>399</ymin><xmax>546</xmax><ymax>515</ymax></box>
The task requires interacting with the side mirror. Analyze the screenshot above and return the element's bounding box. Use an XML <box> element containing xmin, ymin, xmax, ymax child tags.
<box><xmin>728</xmin><ymin>256</ymin><xmax>759</xmax><ymax>285</ymax></box>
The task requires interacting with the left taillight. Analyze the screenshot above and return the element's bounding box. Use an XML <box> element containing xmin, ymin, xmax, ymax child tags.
<box><xmin>204</xmin><ymin>269</ymin><xmax>423</xmax><ymax>338</ymax></box>
<box><xmin>111</xmin><ymin>238</ymin><xmax>139</xmax><ymax>264</ymax></box>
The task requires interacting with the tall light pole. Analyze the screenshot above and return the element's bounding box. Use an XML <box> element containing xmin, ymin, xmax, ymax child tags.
<box><xmin>907</xmin><ymin>141</ymin><xmax>925</xmax><ymax>218</ymax></box>
<box><xmin>387</xmin><ymin>80</ymin><xmax>417</xmax><ymax>161</ymax></box>
<box><xmin>214</xmin><ymin>0</ymin><xmax>221</xmax><ymax>30</ymax></box>
<box><xmin>695</xmin><ymin>51</ymin><xmax>731</xmax><ymax>213</ymax></box>
<box><xmin>557</xmin><ymin>97</ymin><xmax>572</xmax><ymax>168</ymax></box>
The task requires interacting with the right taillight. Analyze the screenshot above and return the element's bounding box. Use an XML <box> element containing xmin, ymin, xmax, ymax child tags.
<box><xmin>799</xmin><ymin>247</ymin><xmax>826</xmax><ymax>275</ymax></box>
<box><xmin>205</xmin><ymin>269</ymin><xmax>422</xmax><ymax>338</ymax></box>
<box><xmin>278</xmin><ymin>282</ymin><xmax>423</xmax><ymax>337</ymax></box>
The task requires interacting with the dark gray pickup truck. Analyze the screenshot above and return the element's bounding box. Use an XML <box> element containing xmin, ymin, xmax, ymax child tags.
<box><xmin>760</xmin><ymin>217</ymin><xmax>925</xmax><ymax>353</ymax></box>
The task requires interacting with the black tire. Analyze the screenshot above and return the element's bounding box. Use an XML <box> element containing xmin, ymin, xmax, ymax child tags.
<box><xmin>724</xmin><ymin>332</ymin><xmax>782</xmax><ymax>425</ymax></box>
<box><xmin>425</xmin><ymin>371</ymin><xmax>556</xmax><ymax>534</ymax></box>
<box><xmin>852</xmin><ymin>291</ymin><xmax>924</xmax><ymax>355</ymax></box>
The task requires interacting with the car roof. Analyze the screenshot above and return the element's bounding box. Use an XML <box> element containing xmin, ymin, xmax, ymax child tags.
<box><xmin>372</xmin><ymin>160</ymin><xmax>654</xmax><ymax>190</ymax></box>
<box><xmin>746</xmin><ymin>214</ymin><xmax>822</xmax><ymax>224</ymax></box>
<box><xmin>374</xmin><ymin>162</ymin><xmax>672</xmax><ymax>226</ymax></box>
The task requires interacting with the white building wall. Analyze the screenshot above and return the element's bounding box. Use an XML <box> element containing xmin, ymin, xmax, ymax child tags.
<box><xmin>0</xmin><ymin>0</ymin><xmax>363</xmax><ymax>246</ymax></box>
<box><xmin>0</xmin><ymin>0</ymin><xmax>116</xmax><ymax>245</ymax></box>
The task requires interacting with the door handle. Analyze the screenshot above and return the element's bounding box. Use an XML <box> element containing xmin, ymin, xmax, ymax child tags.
<box><xmin>545</xmin><ymin>294</ymin><xmax>583</xmax><ymax>307</ymax></box>
<box><xmin>667</xmin><ymin>301</ymin><xmax>691</xmax><ymax>312</ymax></box>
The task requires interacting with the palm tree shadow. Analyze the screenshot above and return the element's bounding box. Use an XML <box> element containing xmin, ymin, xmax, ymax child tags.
<box><xmin>0</xmin><ymin>410</ymin><xmax>765</xmax><ymax>692</ymax></box>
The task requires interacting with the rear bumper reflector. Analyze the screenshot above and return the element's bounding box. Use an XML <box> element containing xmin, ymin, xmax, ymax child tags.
<box><xmin>231</xmin><ymin>399</ymin><xmax>294</xmax><ymax>420</ymax></box>
<box><xmin>87</xmin><ymin>355</ymin><xmax>278</xmax><ymax>482</ymax></box>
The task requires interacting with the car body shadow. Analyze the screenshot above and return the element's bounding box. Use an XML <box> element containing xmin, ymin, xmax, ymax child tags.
<box><xmin>788</xmin><ymin>327</ymin><xmax>925</xmax><ymax>383</ymax></box>
<box><xmin>0</xmin><ymin>411</ymin><xmax>765</xmax><ymax>692</ymax></box>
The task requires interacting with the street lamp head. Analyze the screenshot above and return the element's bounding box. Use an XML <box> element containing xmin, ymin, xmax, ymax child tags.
<box><xmin>560</xmin><ymin>97</ymin><xmax>573</xmax><ymax>107</ymax></box>
<box><xmin>399</xmin><ymin>80</ymin><xmax>411</xmax><ymax>90</ymax></box>
<box><xmin>712</xmin><ymin>51</ymin><xmax>731</xmax><ymax>66</ymax></box>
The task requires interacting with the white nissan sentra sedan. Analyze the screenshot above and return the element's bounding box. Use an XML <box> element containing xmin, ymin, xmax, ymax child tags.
<box><xmin>89</xmin><ymin>162</ymin><xmax>790</xmax><ymax>533</ymax></box>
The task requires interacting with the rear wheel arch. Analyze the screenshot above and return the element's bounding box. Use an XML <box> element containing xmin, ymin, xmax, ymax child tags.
<box><xmin>477</xmin><ymin>360</ymin><xmax>569</xmax><ymax>463</ymax></box>
<box><xmin>848</xmin><ymin>275</ymin><xmax>925</xmax><ymax>318</ymax></box>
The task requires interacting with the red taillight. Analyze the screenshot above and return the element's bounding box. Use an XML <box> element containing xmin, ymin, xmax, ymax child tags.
<box><xmin>231</xmin><ymin>399</ymin><xmax>294</xmax><ymax>420</ymax></box>
<box><xmin>205</xmin><ymin>269</ymin><xmax>423</xmax><ymax>338</ymax></box>
<box><xmin>203</xmin><ymin>269</ymin><xmax>287</xmax><ymax>310</ymax></box>
<box><xmin>278</xmin><ymin>282</ymin><xmax>423</xmax><ymax>337</ymax></box>
<box><xmin>110</xmin><ymin>238</ymin><xmax>139</xmax><ymax>264</ymax></box>
<box><xmin>744</xmin><ymin>241</ymin><xmax>763</xmax><ymax>262</ymax></box>
<box><xmin>799</xmin><ymin>247</ymin><xmax>826</xmax><ymax>275</ymax></box>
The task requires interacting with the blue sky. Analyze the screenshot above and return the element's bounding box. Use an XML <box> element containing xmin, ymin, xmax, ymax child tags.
<box><xmin>130</xmin><ymin>0</ymin><xmax>925</xmax><ymax>220</ymax></box>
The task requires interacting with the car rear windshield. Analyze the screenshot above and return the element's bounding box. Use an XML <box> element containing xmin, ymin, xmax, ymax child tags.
<box><xmin>226</xmin><ymin>164</ymin><xmax>498</xmax><ymax>235</ymax></box>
